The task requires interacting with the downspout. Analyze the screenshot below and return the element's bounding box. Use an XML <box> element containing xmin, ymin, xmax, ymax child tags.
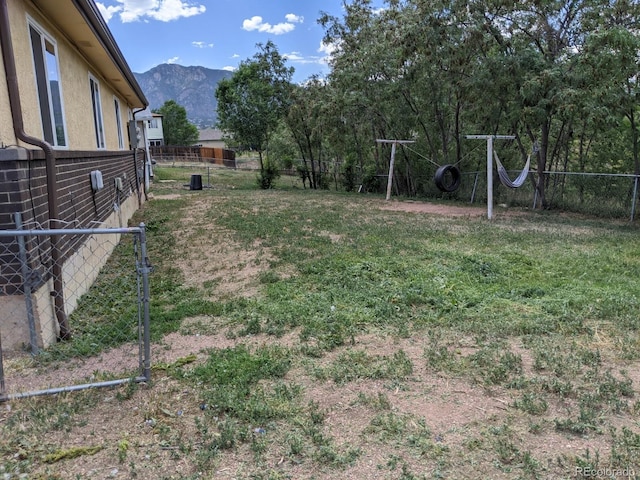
<box><xmin>132</xmin><ymin>107</ymin><xmax>145</xmax><ymax>207</ymax></box>
<box><xmin>1</xmin><ymin>0</ymin><xmax>71</xmax><ymax>340</ymax></box>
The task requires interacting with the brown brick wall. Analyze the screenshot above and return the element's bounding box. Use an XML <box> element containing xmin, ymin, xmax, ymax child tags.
<box><xmin>0</xmin><ymin>148</ymin><xmax>145</xmax><ymax>294</ymax></box>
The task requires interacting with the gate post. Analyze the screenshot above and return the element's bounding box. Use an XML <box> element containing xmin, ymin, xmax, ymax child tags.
<box><xmin>138</xmin><ymin>223</ymin><xmax>152</xmax><ymax>382</ymax></box>
<box><xmin>0</xmin><ymin>329</ymin><xmax>6</xmax><ymax>401</ymax></box>
<box><xmin>631</xmin><ymin>175</ymin><xmax>639</xmax><ymax>222</ymax></box>
<box><xmin>15</xmin><ymin>212</ymin><xmax>39</xmax><ymax>354</ymax></box>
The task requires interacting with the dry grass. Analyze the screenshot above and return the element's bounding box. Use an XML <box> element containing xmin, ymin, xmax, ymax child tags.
<box><xmin>2</xmin><ymin>167</ymin><xmax>640</xmax><ymax>480</ymax></box>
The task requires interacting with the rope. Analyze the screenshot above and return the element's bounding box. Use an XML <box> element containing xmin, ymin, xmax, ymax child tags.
<box><xmin>494</xmin><ymin>151</ymin><xmax>530</xmax><ymax>188</ymax></box>
<box><xmin>403</xmin><ymin>144</ymin><xmax>441</xmax><ymax>168</ymax></box>
<box><xmin>403</xmin><ymin>144</ymin><xmax>475</xmax><ymax>168</ymax></box>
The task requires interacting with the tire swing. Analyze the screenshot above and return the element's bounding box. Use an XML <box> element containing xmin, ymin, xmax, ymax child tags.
<box><xmin>434</xmin><ymin>164</ymin><xmax>461</xmax><ymax>193</ymax></box>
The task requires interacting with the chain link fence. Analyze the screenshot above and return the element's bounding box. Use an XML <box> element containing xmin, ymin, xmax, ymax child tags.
<box><xmin>153</xmin><ymin>159</ymin><xmax>640</xmax><ymax>221</ymax></box>
<box><xmin>0</xmin><ymin>216</ymin><xmax>151</xmax><ymax>401</ymax></box>
<box><xmin>460</xmin><ymin>171</ymin><xmax>640</xmax><ymax>220</ymax></box>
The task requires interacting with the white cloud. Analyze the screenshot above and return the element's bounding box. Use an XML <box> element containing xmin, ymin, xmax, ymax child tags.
<box><xmin>318</xmin><ymin>40</ymin><xmax>338</xmax><ymax>57</ymax></box>
<box><xmin>242</xmin><ymin>15</ymin><xmax>297</xmax><ymax>35</ymax></box>
<box><xmin>150</xmin><ymin>0</ymin><xmax>205</xmax><ymax>22</ymax></box>
<box><xmin>285</xmin><ymin>13</ymin><xmax>303</xmax><ymax>24</ymax></box>
<box><xmin>103</xmin><ymin>0</ymin><xmax>206</xmax><ymax>23</ymax></box>
<box><xmin>318</xmin><ymin>39</ymin><xmax>340</xmax><ymax>65</ymax></box>
<box><xmin>96</xmin><ymin>2</ymin><xmax>122</xmax><ymax>22</ymax></box>
<box><xmin>192</xmin><ymin>41</ymin><xmax>214</xmax><ymax>48</ymax></box>
<box><xmin>283</xmin><ymin>51</ymin><xmax>304</xmax><ymax>62</ymax></box>
<box><xmin>165</xmin><ymin>56</ymin><xmax>180</xmax><ymax>64</ymax></box>
<box><xmin>283</xmin><ymin>51</ymin><xmax>326</xmax><ymax>66</ymax></box>
<box><xmin>222</xmin><ymin>66</ymin><xmax>236</xmax><ymax>72</ymax></box>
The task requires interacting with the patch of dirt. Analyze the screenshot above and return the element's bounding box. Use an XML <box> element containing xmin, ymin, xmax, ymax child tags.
<box><xmin>172</xmin><ymin>197</ymin><xmax>272</xmax><ymax>299</ymax></box>
<box><xmin>378</xmin><ymin>199</ymin><xmax>488</xmax><ymax>217</ymax></box>
<box><xmin>4</xmin><ymin>189</ymin><xmax>639</xmax><ymax>480</ymax></box>
<box><xmin>4</xmin><ymin>320</ymin><xmax>636</xmax><ymax>479</ymax></box>
<box><xmin>149</xmin><ymin>193</ymin><xmax>182</xmax><ymax>200</ymax></box>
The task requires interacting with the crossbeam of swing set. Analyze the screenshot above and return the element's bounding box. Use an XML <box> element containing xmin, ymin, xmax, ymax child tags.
<box><xmin>376</xmin><ymin>139</ymin><xmax>415</xmax><ymax>201</ymax></box>
<box><xmin>465</xmin><ymin>135</ymin><xmax>516</xmax><ymax>219</ymax></box>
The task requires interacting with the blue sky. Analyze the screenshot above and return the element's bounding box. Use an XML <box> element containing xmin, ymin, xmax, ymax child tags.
<box><xmin>97</xmin><ymin>0</ymin><xmax>385</xmax><ymax>83</ymax></box>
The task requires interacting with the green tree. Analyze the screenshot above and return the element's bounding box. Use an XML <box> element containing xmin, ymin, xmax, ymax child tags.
<box><xmin>290</xmin><ymin>0</ymin><xmax>640</xmax><ymax>206</ymax></box>
<box><xmin>582</xmin><ymin>25</ymin><xmax>640</xmax><ymax>175</ymax></box>
<box><xmin>153</xmin><ymin>100</ymin><xmax>199</xmax><ymax>146</ymax></box>
<box><xmin>471</xmin><ymin>0</ymin><xmax>640</xmax><ymax>206</ymax></box>
<box><xmin>216</xmin><ymin>41</ymin><xmax>293</xmax><ymax>188</ymax></box>
<box><xmin>319</xmin><ymin>0</ymin><xmax>471</xmax><ymax>194</ymax></box>
<box><xmin>286</xmin><ymin>79</ymin><xmax>325</xmax><ymax>189</ymax></box>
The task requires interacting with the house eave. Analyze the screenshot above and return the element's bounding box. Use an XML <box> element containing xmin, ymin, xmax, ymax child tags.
<box><xmin>30</xmin><ymin>0</ymin><xmax>147</xmax><ymax>109</ymax></box>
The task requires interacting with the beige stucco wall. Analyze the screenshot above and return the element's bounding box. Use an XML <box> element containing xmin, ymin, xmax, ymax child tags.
<box><xmin>0</xmin><ymin>0</ymin><xmax>29</xmax><ymax>147</ymax></box>
<box><xmin>8</xmin><ymin>0</ymin><xmax>40</xmax><ymax>146</ymax></box>
<box><xmin>4</xmin><ymin>0</ymin><xmax>132</xmax><ymax>151</ymax></box>
<box><xmin>0</xmin><ymin>1</ymin><xmax>144</xmax><ymax>352</ymax></box>
<box><xmin>0</xmin><ymin>32</ymin><xmax>17</xmax><ymax>147</ymax></box>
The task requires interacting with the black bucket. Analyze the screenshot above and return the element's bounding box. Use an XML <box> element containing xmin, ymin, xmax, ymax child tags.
<box><xmin>190</xmin><ymin>174</ymin><xmax>203</xmax><ymax>190</ymax></box>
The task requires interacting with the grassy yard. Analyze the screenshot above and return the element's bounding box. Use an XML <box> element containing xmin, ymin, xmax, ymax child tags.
<box><xmin>2</xmin><ymin>165</ymin><xmax>640</xmax><ymax>479</ymax></box>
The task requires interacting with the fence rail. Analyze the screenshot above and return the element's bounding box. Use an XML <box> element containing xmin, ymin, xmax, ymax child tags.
<box><xmin>0</xmin><ymin>219</ymin><xmax>151</xmax><ymax>401</ymax></box>
<box><xmin>461</xmin><ymin>170</ymin><xmax>640</xmax><ymax>221</ymax></box>
<box><xmin>152</xmin><ymin>159</ymin><xmax>640</xmax><ymax>221</ymax></box>
<box><xmin>150</xmin><ymin>145</ymin><xmax>237</xmax><ymax>168</ymax></box>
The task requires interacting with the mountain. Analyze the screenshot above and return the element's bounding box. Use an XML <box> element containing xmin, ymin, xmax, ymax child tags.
<box><xmin>133</xmin><ymin>64</ymin><xmax>233</xmax><ymax>128</ymax></box>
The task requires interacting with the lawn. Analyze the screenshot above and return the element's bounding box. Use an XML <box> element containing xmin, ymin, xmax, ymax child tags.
<box><xmin>2</xmin><ymin>164</ymin><xmax>640</xmax><ymax>479</ymax></box>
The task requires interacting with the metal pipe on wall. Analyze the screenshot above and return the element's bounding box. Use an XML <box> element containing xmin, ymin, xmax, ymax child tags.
<box><xmin>0</xmin><ymin>0</ymin><xmax>70</xmax><ymax>340</ymax></box>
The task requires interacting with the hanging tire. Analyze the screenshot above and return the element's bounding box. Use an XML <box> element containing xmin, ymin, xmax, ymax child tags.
<box><xmin>434</xmin><ymin>165</ymin><xmax>461</xmax><ymax>192</ymax></box>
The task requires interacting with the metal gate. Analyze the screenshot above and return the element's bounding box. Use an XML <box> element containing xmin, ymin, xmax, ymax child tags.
<box><xmin>0</xmin><ymin>216</ymin><xmax>151</xmax><ymax>401</ymax></box>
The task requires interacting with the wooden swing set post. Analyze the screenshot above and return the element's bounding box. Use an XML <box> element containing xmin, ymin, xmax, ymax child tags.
<box><xmin>376</xmin><ymin>139</ymin><xmax>415</xmax><ymax>201</ymax></box>
<box><xmin>466</xmin><ymin>135</ymin><xmax>515</xmax><ymax>219</ymax></box>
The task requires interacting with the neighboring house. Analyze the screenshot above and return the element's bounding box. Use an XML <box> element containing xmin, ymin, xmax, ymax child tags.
<box><xmin>134</xmin><ymin>107</ymin><xmax>164</xmax><ymax>185</ymax></box>
<box><xmin>198</xmin><ymin>128</ymin><xmax>226</xmax><ymax>149</ymax></box>
<box><xmin>147</xmin><ymin>113</ymin><xmax>165</xmax><ymax>146</ymax></box>
<box><xmin>0</xmin><ymin>0</ymin><xmax>149</xmax><ymax>349</ymax></box>
<box><xmin>196</xmin><ymin>129</ymin><xmax>236</xmax><ymax>167</ymax></box>
<box><xmin>136</xmin><ymin>109</ymin><xmax>164</xmax><ymax>147</ymax></box>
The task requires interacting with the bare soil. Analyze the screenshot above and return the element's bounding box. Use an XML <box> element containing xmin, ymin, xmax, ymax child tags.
<box><xmin>379</xmin><ymin>199</ymin><xmax>488</xmax><ymax>217</ymax></box>
<box><xmin>2</xmin><ymin>194</ymin><xmax>637</xmax><ymax>479</ymax></box>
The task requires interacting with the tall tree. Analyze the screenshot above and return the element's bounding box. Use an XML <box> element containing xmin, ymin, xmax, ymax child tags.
<box><xmin>216</xmin><ymin>41</ymin><xmax>293</xmax><ymax>185</ymax></box>
<box><xmin>301</xmin><ymin>0</ymin><xmax>640</xmax><ymax>204</ymax></box>
<box><xmin>462</xmin><ymin>0</ymin><xmax>632</xmax><ymax>207</ymax></box>
<box><xmin>286</xmin><ymin>79</ymin><xmax>326</xmax><ymax>189</ymax></box>
<box><xmin>153</xmin><ymin>100</ymin><xmax>199</xmax><ymax>146</ymax></box>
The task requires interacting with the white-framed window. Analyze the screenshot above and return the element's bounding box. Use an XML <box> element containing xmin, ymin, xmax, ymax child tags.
<box><xmin>114</xmin><ymin>97</ymin><xmax>124</xmax><ymax>149</ymax></box>
<box><xmin>89</xmin><ymin>74</ymin><xmax>105</xmax><ymax>149</ymax></box>
<box><xmin>28</xmin><ymin>18</ymin><xmax>67</xmax><ymax>147</ymax></box>
<box><xmin>148</xmin><ymin>118</ymin><xmax>159</xmax><ymax>129</ymax></box>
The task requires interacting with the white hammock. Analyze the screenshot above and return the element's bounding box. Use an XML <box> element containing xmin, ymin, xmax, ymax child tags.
<box><xmin>494</xmin><ymin>151</ymin><xmax>531</xmax><ymax>188</ymax></box>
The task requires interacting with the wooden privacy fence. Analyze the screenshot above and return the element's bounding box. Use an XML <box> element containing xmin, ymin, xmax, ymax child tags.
<box><xmin>150</xmin><ymin>146</ymin><xmax>236</xmax><ymax>168</ymax></box>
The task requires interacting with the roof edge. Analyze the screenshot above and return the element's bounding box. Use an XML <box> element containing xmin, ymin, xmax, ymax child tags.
<box><xmin>72</xmin><ymin>0</ymin><xmax>148</xmax><ymax>108</ymax></box>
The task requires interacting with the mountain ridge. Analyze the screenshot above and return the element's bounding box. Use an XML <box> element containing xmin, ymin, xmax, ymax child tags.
<box><xmin>133</xmin><ymin>64</ymin><xmax>233</xmax><ymax>128</ymax></box>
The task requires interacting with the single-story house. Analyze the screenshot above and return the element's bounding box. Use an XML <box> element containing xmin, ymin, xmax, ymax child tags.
<box><xmin>198</xmin><ymin>128</ymin><xmax>226</xmax><ymax>149</ymax></box>
<box><xmin>0</xmin><ymin>0</ymin><xmax>149</xmax><ymax>349</ymax></box>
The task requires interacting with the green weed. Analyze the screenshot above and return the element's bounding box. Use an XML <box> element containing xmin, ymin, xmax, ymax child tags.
<box><xmin>513</xmin><ymin>392</ymin><xmax>548</xmax><ymax>416</ymax></box>
<box><xmin>352</xmin><ymin>392</ymin><xmax>392</xmax><ymax>411</ymax></box>
<box><xmin>188</xmin><ymin>344</ymin><xmax>295</xmax><ymax>423</ymax></box>
<box><xmin>8</xmin><ymin>167</ymin><xmax>640</xmax><ymax>479</ymax></box>
<box><xmin>313</xmin><ymin>349</ymin><xmax>413</xmax><ymax>384</ymax></box>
